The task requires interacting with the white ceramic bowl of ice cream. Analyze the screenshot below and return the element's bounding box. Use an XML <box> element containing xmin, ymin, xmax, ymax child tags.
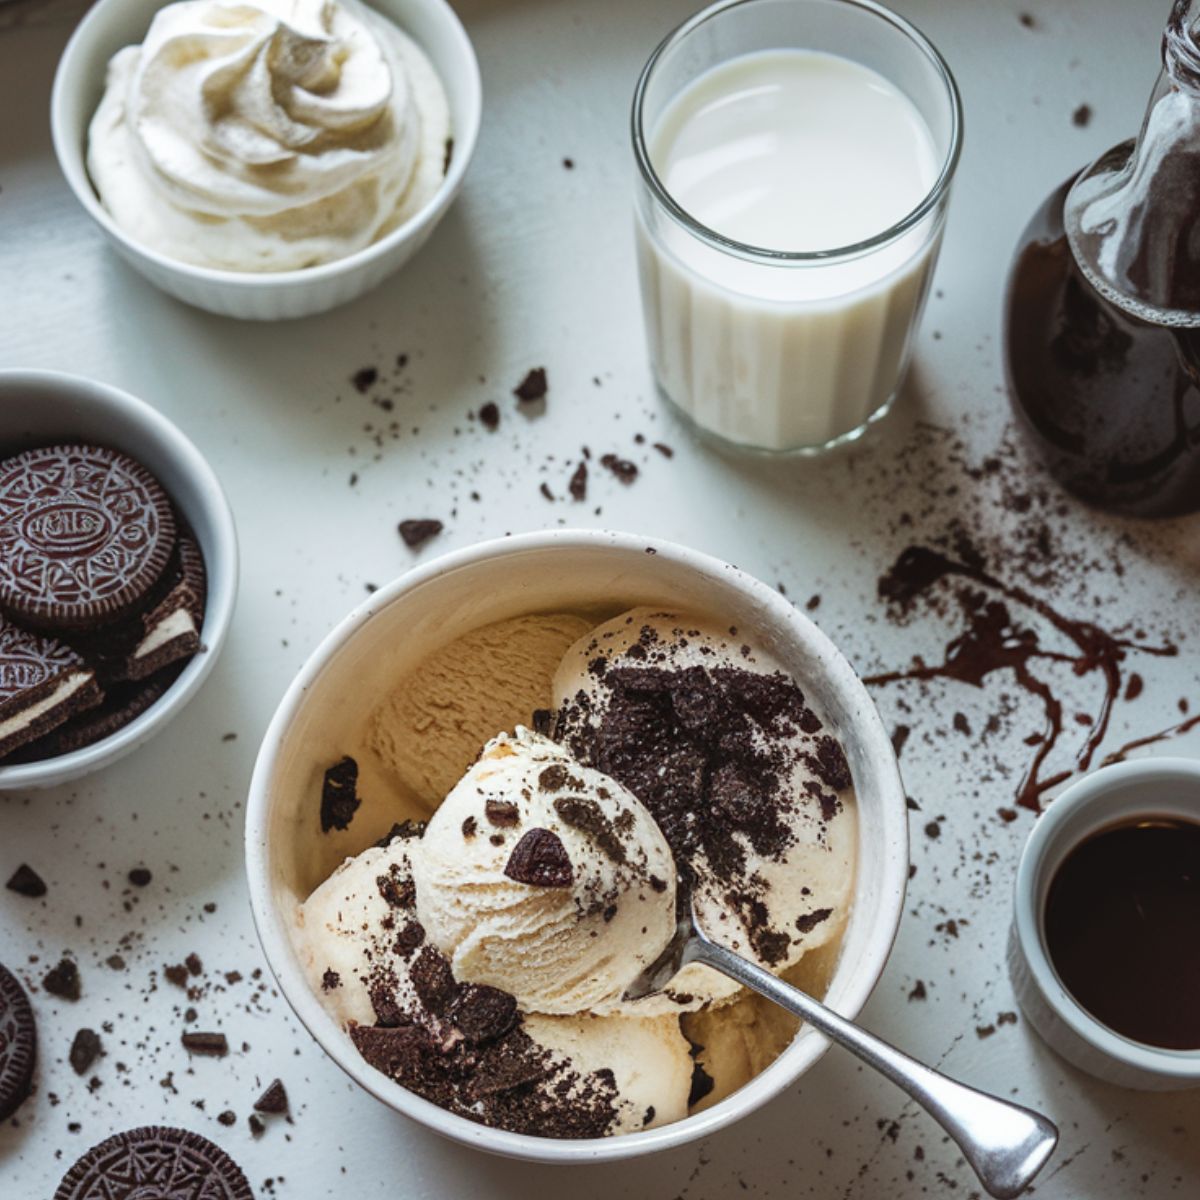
<box><xmin>50</xmin><ymin>0</ymin><xmax>480</xmax><ymax>319</ymax></box>
<box><xmin>246</xmin><ymin>530</ymin><xmax>908</xmax><ymax>1161</ymax></box>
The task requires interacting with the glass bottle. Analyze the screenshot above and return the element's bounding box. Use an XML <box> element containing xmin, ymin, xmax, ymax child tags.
<box><xmin>1003</xmin><ymin>0</ymin><xmax>1200</xmax><ymax>517</ymax></box>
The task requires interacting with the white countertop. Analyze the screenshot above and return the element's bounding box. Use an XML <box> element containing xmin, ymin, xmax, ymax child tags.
<box><xmin>2</xmin><ymin>0</ymin><xmax>1198</xmax><ymax>1195</ymax></box>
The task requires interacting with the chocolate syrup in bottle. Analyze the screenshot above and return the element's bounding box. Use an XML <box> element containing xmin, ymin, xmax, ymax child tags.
<box><xmin>1004</xmin><ymin>1</ymin><xmax>1200</xmax><ymax>517</ymax></box>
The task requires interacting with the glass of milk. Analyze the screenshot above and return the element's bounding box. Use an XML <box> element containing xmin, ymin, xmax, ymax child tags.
<box><xmin>632</xmin><ymin>0</ymin><xmax>962</xmax><ymax>454</ymax></box>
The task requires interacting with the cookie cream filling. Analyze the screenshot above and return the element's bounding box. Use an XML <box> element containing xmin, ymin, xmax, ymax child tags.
<box><xmin>0</xmin><ymin>672</ymin><xmax>94</xmax><ymax>743</ymax></box>
<box><xmin>134</xmin><ymin>606</ymin><xmax>197</xmax><ymax>661</ymax></box>
<box><xmin>87</xmin><ymin>0</ymin><xmax>451</xmax><ymax>272</ymax></box>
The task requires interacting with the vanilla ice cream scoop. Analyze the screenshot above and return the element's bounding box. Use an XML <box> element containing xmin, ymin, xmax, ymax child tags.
<box><xmin>411</xmin><ymin>728</ymin><xmax>678</xmax><ymax>1015</ymax></box>
<box><xmin>367</xmin><ymin>613</ymin><xmax>593</xmax><ymax>808</ymax></box>
<box><xmin>297</xmin><ymin>832</ymin><xmax>424</xmax><ymax>1029</ymax></box>
<box><xmin>523</xmin><ymin>1012</ymin><xmax>692</xmax><ymax>1132</ymax></box>
<box><xmin>554</xmin><ymin>609</ymin><xmax>857</xmax><ymax>1008</ymax></box>
<box><xmin>297</xmin><ymin>820</ymin><xmax>691</xmax><ymax>1134</ymax></box>
<box><xmin>88</xmin><ymin>0</ymin><xmax>450</xmax><ymax>271</ymax></box>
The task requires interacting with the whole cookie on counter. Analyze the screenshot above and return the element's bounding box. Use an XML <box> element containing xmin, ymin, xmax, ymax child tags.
<box><xmin>0</xmin><ymin>444</ymin><xmax>176</xmax><ymax>632</ymax></box>
<box><xmin>0</xmin><ymin>962</ymin><xmax>37</xmax><ymax>1121</ymax></box>
<box><xmin>0</xmin><ymin>617</ymin><xmax>101</xmax><ymax>758</ymax></box>
<box><xmin>55</xmin><ymin>1126</ymin><xmax>253</xmax><ymax>1200</ymax></box>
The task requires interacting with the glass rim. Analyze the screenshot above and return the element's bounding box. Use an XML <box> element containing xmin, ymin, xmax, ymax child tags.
<box><xmin>630</xmin><ymin>0</ymin><xmax>965</xmax><ymax>265</ymax></box>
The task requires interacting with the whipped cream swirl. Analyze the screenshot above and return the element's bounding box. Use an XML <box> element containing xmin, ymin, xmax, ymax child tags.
<box><xmin>88</xmin><ymin>0</ymin><xmax>450</xmax><ymax>272</ymax></box>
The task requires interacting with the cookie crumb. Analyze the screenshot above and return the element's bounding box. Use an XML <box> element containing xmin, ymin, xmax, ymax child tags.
<box><xmin>44</xmin><ymin>958</ymin><xmax>81</xmax><ymax>1001</ymax></box>
<box><xmin>181</xmin><ymin>1031</ymin><xmax>229</xmax><ymax>1057</ymax></box>
<box><xmin>399</xmin><ymin>519</ymin><xmax>444</xmax><ymax>550</ymax></box>
<box><xmin>253</xmin><ymin>1079</ymin><xmax>289</xmax><ymax>1115</ymax></box>
<box><xmin>513</xmin><ymin>368</ymin><xmax>548</xmax><ymax>403</ymax></box>
<box><xmin>6</xmin><ymin>864</ymin><xmax>46</xmax><ymax>898</ymax></box>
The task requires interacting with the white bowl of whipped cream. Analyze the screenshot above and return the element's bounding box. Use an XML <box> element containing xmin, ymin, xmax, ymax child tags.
<box><xmin>51</xmin><ymin>0</ymin><xmax>480</xmax><ymax>319</ymax></box>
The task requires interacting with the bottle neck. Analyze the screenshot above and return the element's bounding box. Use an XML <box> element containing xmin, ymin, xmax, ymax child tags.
<box><xmin>1164</xmin><ymin>0</ymin><xmax>1200</xmax><ymax>93</ymax></box>
<box><xmin>1062</xmin><ymin>0</ymin><xmax>1200</xmax><ymax>327</ymax></box>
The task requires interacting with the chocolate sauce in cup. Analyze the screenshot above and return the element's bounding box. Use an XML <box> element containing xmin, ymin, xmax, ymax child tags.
<box><xmin>1044</xmin><ymin>818</ymin><xmax>1200</xmax><ymax>1051</ymax></box>
<box><xmin>1008</xmin><ymin>758</ymin><xmax>1200</xmax><ymax>1090</ymax></box>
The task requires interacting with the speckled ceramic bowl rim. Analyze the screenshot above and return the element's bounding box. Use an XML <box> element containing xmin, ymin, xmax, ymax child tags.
<box><xmin>246</xmin><ymin>529</ymin><xmax>908</xmax><ymax>1162</ymax></box>
<box><xmin>49</xmin><ymin>0</ymin><xmax>481</xmax><ymax>293</ymax></box>
<box><xmin>1012</xmin><ymin>757</ymin><xmax>1200</xmax><ymax>1082</ymax></box>
<box><xmin>0</xmin><ymin>369</ymin><xmax>238</xmax><ymax>790</ymax></box>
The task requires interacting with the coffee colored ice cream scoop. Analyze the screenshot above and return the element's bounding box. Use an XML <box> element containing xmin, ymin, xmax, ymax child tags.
<box><xmin>625</xmin><ymin>897</ymin><xmax>1058</xmax><ymax>1200</ymax></box>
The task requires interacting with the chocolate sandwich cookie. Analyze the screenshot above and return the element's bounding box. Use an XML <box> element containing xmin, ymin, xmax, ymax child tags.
<box><xmin>67</xmin><ymin>533</ymin><xmax>206</xmax><ymax>686</ymax></box>
<box><xmin>55</xmin><ymin>1127</ymin><xmax>254</xmax><ymax>1200</ymax></box>
<box><xmin>0</xmin><ymin>444</ymin><xmax>176</xmax><ymax>632</ymax></box>
<box><xmin>0</xmin><ymin>617</ymin><xmax>101</xmax><ymax>758</ymax></box>
<box><xmin>0</xmin><ymin>962</ymin><xmax>36</xmax><ymax>1121</ymax></box>
<box><xmin>4</xmin><ymin>662</ymin><xmax>185</xmax><ymax>763</ymax></box>
<box><xmin>126</xmin><ymin>532</ymin><xmax>205</xmax><ymax>681</ymax></box>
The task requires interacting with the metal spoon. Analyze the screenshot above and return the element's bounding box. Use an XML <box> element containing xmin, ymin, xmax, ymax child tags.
<box><xmin>624</xmin><ymin>900</ymin><xmax>1058</xmax><ymax>1200</ymax></box>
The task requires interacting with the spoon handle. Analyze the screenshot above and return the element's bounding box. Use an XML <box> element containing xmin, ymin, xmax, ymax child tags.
<box><xmin>693</xmin><ymin>938</ymin><xmax>1058</xmax><ymax>1200</ymax></box>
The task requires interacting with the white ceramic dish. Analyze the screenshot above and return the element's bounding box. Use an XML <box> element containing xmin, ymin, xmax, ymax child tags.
<box><xmin>49</xmin><ymin>0</ymin><xmax>481</xmax><ymax>320</ymax></box>
<box><xmin>0</xmin><ymin>369</ymin><xmax>238</xmax><ymax>791</ymax></box>
<box><xmin>1008</xmin><ymin>757</ymin><xmax>1200</xmax><ymax>1090</ymax></box>
<box><xmin>246</xmin><ymin>529</ymin><xmax>908</xmax><ymax>1162</ymax></box>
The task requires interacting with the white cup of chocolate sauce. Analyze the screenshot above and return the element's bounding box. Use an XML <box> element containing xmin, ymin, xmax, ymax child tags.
<box><xmin>1009</xmin><ymin>757</ymin><xmax>1200</xmax><ymax>1091</ymax></box>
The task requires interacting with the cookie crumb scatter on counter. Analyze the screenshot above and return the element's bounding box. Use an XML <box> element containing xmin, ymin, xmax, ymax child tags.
<box><xmin>398</xmin><ymin>519</ymin><xmax>444</xmax><ymax>549</ymax></box>
<box><xmin>43</xmin><ymin>958</ymin><xmax>81</xmax><ymax>1002</ymax></box>
<box><xmin>351</xmin><ymin>367</ymin><xmax>378</xmax><ymax>394</ymax></box>
<box><xmin>68</xmin><ymin>1029</ymin><xmax>102</xmax><ymax>1076</ymax></box>
<box><xmin>6</xmin><ymin>864</ymin><xmax>47</xmax><ymax>898</ymax></box>
<box><xmin>513</xmin><ymin>367</ymin><xmax>548</xmax><ymax>403</ymax></box>
<box><xmin>253</xmin><ymin>1079</ymin><xmax>289</xmax><ymax>1115</ymax></box>
<box><xmin>568</xmin><ymin>462</ymin><xmax>588</xmax><ymax>501</ymax></box>
<box><xmin>599</xmin><ymin>454</ymin><xmax>638</xmax><ymax>484</ymax></box>
<box><xmin>181</xmin><ymin>1031</ymin><xmax>229</xmax><ymax>1056</ymax></box>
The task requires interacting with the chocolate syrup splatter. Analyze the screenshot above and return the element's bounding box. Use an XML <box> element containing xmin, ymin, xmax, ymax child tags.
<box><xmin>867</xmin><ymin>545</ymin><xmax>1177</xmax><ymax>810</ymax></box>
<box><xmin>1101</xmin><ymin>710</ymin><xmax>1200</xmax><ymax>766</ymax></box>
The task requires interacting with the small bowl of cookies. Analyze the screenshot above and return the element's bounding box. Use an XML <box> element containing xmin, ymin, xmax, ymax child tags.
<box><xmin>0</xmin><ymin>369</ymin><xmax>237</xmax><ymax>790</ymax></box>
